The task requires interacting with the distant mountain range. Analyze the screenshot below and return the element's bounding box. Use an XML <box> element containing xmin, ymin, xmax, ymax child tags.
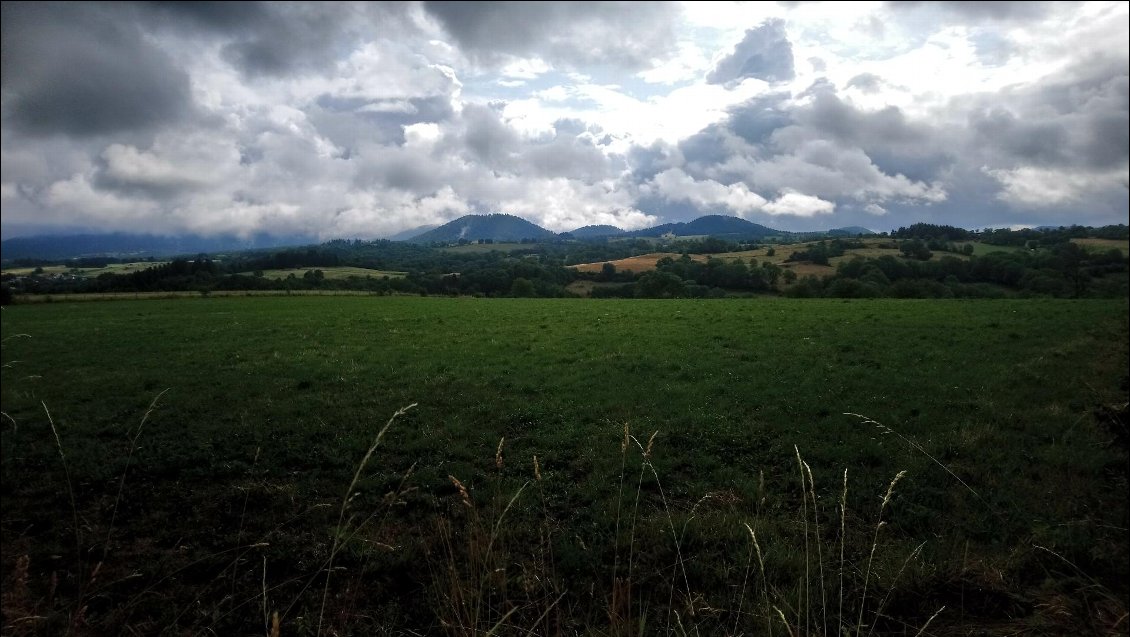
<box><xmin>0</xmin><ymin>232</ymin><xmax>316</xmax><ymax>261</ymax></box>
<box><xmin>1</xmin><ymin>215</ymin><xmax>879</xmax><ymax>261</ymax></box>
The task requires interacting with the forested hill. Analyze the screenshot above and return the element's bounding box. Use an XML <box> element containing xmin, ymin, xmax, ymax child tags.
<box><xmin>406</xmin><ymin>214</ymin><xmax>555</xmax><ymax>243</ymax></box>
<box><xmin>627</xmin><ymin>215</ymin><xmax>780</xmax><ymax>239</ymax></box>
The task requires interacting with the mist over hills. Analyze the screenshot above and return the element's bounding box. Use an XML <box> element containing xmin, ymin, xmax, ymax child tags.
<box><xmin>1</xmin><ymin>214</ymin><xmax>882</xmax><ymax>261</ymax></box>
<box><xmin>0</xmin><ymin>232</ymin><xmax>317</xmax><ymax>261</ymax></box>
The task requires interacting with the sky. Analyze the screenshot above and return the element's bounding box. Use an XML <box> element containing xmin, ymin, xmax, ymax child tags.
<box><xmin>1</xmin><ymin>1</ymin><xmax>1127</xmax><ymax>240</ymax></box>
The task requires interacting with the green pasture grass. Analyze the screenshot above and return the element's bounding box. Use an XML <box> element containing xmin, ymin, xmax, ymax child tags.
<box><xmin>2</xmin><ymin>261</ymin><xmax>168</xmax><ymax>277</ymax></box>
<box><xmin>957</xmin><ymin>241</ymin><xmax>1030</xmax><ymax>256</ymax></box>
<box><xmin>440</xmin><ymin>242</ymin><xmax>530</xmax><ymax>253</ymax></box>
<box><xmin>1</xmin><ymin>297</ymin><xmax>1126</xmax><ymax>634</ymax></box>
<box><xmin>1071</xmin><ymin>237</ymin><xmax>1129</xmax><ymax>254</ymax></box>
<box><xmin>238</xmin><ymin>265</ymin><xmax>406</xmax><ymax>280</ymax></box>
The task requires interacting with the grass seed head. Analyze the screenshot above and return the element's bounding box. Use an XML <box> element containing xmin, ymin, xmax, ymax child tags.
<box><xmin>495</xmin><ymin>436</ymin><xmax>505</xmax><ymax>470</ymax></box>
<box><xmin>449</xmin><ymin>475</ymin><xmax>473</xmax><ymax>508</ymax></box>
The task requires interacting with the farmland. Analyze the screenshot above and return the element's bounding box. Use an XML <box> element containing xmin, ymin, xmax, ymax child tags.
<box><xmin>1</xmin><ymin>296</ymin><xmax>1127</xmax><ymax>635</ymax></box>
<box><xmin>237</xmin><ymin>266</ymin><xmax>406</xmax><ymax>280</ymax></box>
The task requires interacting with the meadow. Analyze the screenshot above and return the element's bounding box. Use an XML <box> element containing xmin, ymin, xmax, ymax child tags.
<box><xmin>1</xmin><ymin>296</ymin><xmax>1126</xmax><ymax>635</ymax></box>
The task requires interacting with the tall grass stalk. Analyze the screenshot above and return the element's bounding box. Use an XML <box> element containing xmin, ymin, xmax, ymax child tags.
<box><xmin>855</xmin><ymin>470</ymin><xmax>906</xmax><ymax>637</ymax></box>
<box><xmin>104</xmin><ymin>389</ymin><xmax>169</xmax><ymax>560</ymax></box>
<box><xmin>42</xmin><ymin>401</ymin><xmax>83</xmax><ymax>636</ymax></box>
<box><xmin>838</xmin><ymin>468</ymin><xmax>848</xmax><ymax>635</ymax></box>
<box><xmin>864</xmin><ymin>541</ymin><xmax>925</xmax><ymax>637</ymax></box>
<box><xmin>317</xmin><ymin>402</ymin><xmax>416</xmax><ymax>636</ymax></box>
<box><xmin>794</xmin><ymin>446</ymin><xmax>810</xmax><ymax>637</ymax></box>
<box><xmin>845</xmin><ymin>412</ymin><xmax>981</xmax><ymax>503</ymax></box>
<box><xmin>804</xmin><ymin>460</ymin><xmax>827</xmax><ymax>637</ymax></box>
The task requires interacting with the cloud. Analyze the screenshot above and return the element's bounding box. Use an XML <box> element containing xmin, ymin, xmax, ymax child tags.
<box><xmin>763</xmin><ymin>190</ymin><xmax>835</xmax><ymax>216</ymax></box>
<box><xmin>421</xmin><ymin>1</ymin><xmax>680</xmax><ymax>69</ymax></box>
<box><xmin>707</xmin><ymin>19</ymin><xmax>796</xmax><ymax>85</ymax></box>
<box><xmin>646</xmin><ymin>168</ymin><xmax>768</xmax><ymax>215</ymax></box>
<box><xmin>1</xmin><ymin>3</ymin><xmax>193</xmax><ymax>137</ymax></box>
<box><xmin>1</xmin><ymin>1</ymin><xmax>1127</xmax><ymax>241</ymax></box>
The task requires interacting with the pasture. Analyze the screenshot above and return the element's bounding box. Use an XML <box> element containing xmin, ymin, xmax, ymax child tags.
<box><xmin>1</xmin><ymin>296</ymin><xmax>1126</xmax><ymax>635</ymax></box>
<box><xmin>1</xmin><ymin>261</ymin><xmax>169</xmax><ymax>278</ymax></box>
<box><xmin>570</xmin><ymin>238</ymin><xmax>1006</xmax><ymax>279</ymax></box>
<box><xmin>237</xmin><ymin>266</ymin><xmax>406</xmax><ymax>280</ymax></box>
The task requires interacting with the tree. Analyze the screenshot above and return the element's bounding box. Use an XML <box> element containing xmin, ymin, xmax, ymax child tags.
<box><xmin>766</xmin><ymin>247</ymin><xmax>776</xmax><ymax>257</ymax></box>
<box><xmin>900</xmin><ymin>240</ymin><xmax>932</xmax><ymax>261</ymax></box>
<box><xmin>509</xmin><ymin>277</ymin><xmax>536</xmax><ymax>297</ymax></box>
<box><xmin>600</xmin><ymin>262</ymin><xmax>617</xmax><ymax>281</ymax></box>
<box><xmin>783</xmin><ymin>269</ymin><xmax>798</xmax><ymax>284</ymax></box>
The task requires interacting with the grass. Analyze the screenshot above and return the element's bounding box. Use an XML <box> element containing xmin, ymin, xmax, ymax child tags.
<box><xmin>1</xmin><ymin>262</ymin><xmax>168</xmax><ymax>278</ymax></box>
<box><xmin>1071</xmin><ymin>238</ymin><xmax>1129</xmax><ymax>254</ymax></box>
<box><xmin>441</xmin><ymin>242</ymin><xmax>531</xmax><ymax>254</ymax></box>
<box><xmin>1</xmin><ymin>296</ymin><xmax>1127</xmax><ymax>634</ymax></box>
<box><xmin>572</xmin><ymin>239</ymin><xmax>984</xmax><ymax>277</ymax></box>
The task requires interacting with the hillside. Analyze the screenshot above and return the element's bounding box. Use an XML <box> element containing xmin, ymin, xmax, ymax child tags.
<box><xmin>626</xmin><ymin>215</ymin><xmax>780</xmax><ymax>239</ymax></box>
<box><xmin>569</xmin><ymin>224</ymin><xmax>624</xmax><ymax>238</ymax></box>
<box><xmin>406</xmin><ymin>214</ymin><xmax>555</xmax><ymax>243</ymax></box>
<box><xmin>828</xmin><ymin>226</ymin><xmax>877</xmax><ymax>236</ymax></box>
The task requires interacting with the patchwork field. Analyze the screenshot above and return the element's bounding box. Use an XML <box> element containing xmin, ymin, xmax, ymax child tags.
<box><xmin>571</xmin><ymin>239</ymin><xmax>999</xmax><ymax>279</ymax></box>
<box><xmin>1</xmin><ymin>297</ymin><xmax>1126</xmax><ymax>635</ymax></box>
<box><xmin>1</xmin><ymin>261</ymin><xmax>169</xmax><ymax>278</ymax></box>
<box><xmin>238</xmin><ymin>265</ymin><xmax>406</xmax><ymax>280</ymax></box>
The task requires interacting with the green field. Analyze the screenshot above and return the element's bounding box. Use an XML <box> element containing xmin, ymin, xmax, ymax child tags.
<box><xmin>1</xmin><ymin>297</ymin><xmax>1126</xmax><ymax>635</ymax></box>
<box><xmin>238</xmin><ymin>266</ymin><xmax>406</xmax><ymax>280</ymax></box>
<box><xmin>441</xmin><ymin>242</ymin><xmax>530</xmax><ymax>253</ymax></box>
<box><xmin>1</xmin><ymin>261</ymin><xmax>169</xmax><ymax>278</ymax></box>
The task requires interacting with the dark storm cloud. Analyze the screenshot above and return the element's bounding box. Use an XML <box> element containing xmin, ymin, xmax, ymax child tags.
<box><xmin>422</xmin><ymin>1</ymin><xmax>679</xmax><ymax>68</ymax></box>
<box><xmin>626</xmin><ymin>142</ymin><xmax>683</xmax><ymax>182</ymax></box>
<box><xmin>961</xmin><ymin>55</ymin><xmax>1129</xmax><ymax>170</ymax></box>
<box><xmin>142</xmin><ymin>1</ymin><xmax>269</xmax><ymax>32</ymax></box>
<box><xmin>931</xmin><ymin>1</ymin><xmax>1052</xmax><ymax>21</ymax></box>
<box><xmin>800</xmin><ymin>85</ymin><xmax>926</xmax><ymax>147</ymax></box>
<box><xmin>706</xmin><ymin>19</ymin><xmax>795</xmax><ymax>85</ymax></box>
<box><xmin>145</xmin><ymin>2</ymin><xmax>411</xmax><ymax>78</ymax></box>
<box><xmin>726</xmin><ymin>93</ymin><xmax>794</xmax><ymax>145</ymax></box>
<box><xmin>522</xmin><ymin>121</ymin><xmax>615</xmax><ymax>182</ymax></box>
<box><xmin>969</xmin><ymin>108</ymin><xmax>1070</xmax><ymax>166</ymax></box>
<box><xmin>1</xmin><ymin>2</ymin><xmax>192</xmax><ymax>137</ymax></box>
<box><xmin>889</xmin><ymin>1</ymin><xmax>1053</xmax><ymax>22</ymax></box>
<box><xmin>312</xmin><ymin>95</ymin><xmax>456</xmax><ymax>147</ymax></box>
<box><xmin>460</xmin><ymin>102</ymin><xmax>520</xmax><ymax>167</ymax></box>
<box><xmin>218</xmin><ymin>4</ymin><xmax>353</xmax><ymax>77</ymax></box>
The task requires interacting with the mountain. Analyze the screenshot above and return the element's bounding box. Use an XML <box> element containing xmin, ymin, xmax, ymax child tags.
<box><xmin>387</xmin><ymin>224</ymin><xmax>438</xmax><ymax>241</ymax></box>
<box><xmin>0</xmin><ymin>232</ymin><xmax>315</xmax><ymax>261</ymax></box>
<box><xmin>827</xmin><ymin>226</ymin><xmax>877</xmax><ymax>236</ymax></box>
<box><xmin>407</xmin><ymin>214</ymin><xmax>555</xmax><ymax>243</ymax></box>
<box><xmin>568</xmin><ymin>224</ymin><xmax>624</xmax><ymax>238</ymax></box>
<box><xmin>682</xmin><ymin>215</ymin><xmax>778</xmax><ymax>237</ymax></box>
<box><xmin>627</xmin><ymin>215</ymin><xmax>780</xmax><ymax>239</ymax></box>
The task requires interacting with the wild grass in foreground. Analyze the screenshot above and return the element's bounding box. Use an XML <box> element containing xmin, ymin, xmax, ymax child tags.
<box><xmin>1</xmin><ymin>297</ymin><xmax>1126</xmax><ymax>634</ymax></box>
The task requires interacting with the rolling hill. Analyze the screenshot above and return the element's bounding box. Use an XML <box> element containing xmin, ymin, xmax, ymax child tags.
<box><xmin>568</xmin><ymin>224</ymin><xmax>625</xmax><ymax>238</ymax></box>
<box><xmin>406</xmin><ymin>214</ymin><xmax>555</xmax><ymax>243</ymax></box>
<box><xmin>627</xmin><ymin>214</ymin><xmax>780</xmax><ymax>239</ymax></box>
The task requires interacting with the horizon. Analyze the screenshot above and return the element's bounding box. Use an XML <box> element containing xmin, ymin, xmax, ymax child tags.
<box><xmin>2</xmin><ymin>2</ymin><xmax>1128</xmax><ymax>241</ymax></box>
<box><xmin>6</xmin><ymin>210</ymin><xmax>1123</xmax><ymax>250</ymax></box>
